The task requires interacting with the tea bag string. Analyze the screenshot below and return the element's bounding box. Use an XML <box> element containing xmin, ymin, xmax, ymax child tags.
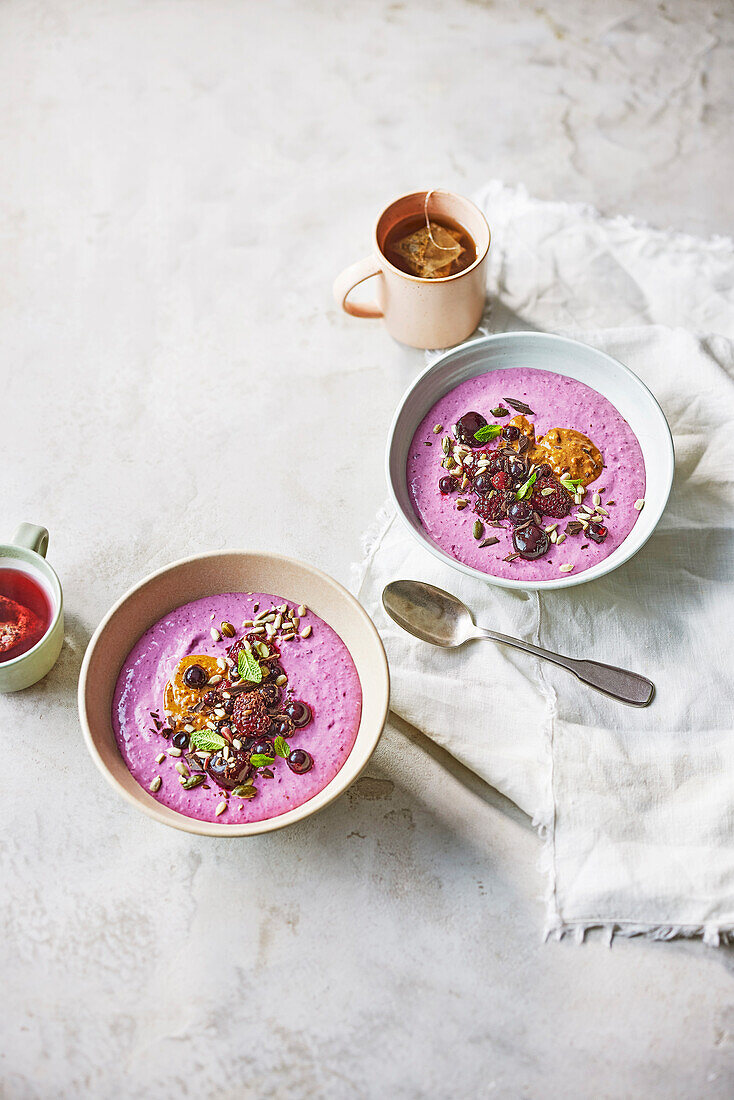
<box><xmin>423</xmin><ymin>189</ymin><xmax>458</xmax><ymax>251</ymax></box>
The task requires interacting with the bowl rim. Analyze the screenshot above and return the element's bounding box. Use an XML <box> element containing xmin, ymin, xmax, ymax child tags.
<box><xmin>385</xmin><ymin>330</ymin><xmax>675</xmax><ymax>591</ymax></box>
<box><xmin>78</xmin><ymin>549</ymin><xmax>390</xmax><ymax>836</ymax></box>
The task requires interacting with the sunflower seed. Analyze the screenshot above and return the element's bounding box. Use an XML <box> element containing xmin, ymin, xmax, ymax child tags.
<box><xmin>592</xmin><ymin>493</ymin><xmax>601</xmax><ymax>506</ymax></box>
<box><xmin>183</xmin><ymin>723</ymin><xmax>194</xmax><ymax>733</ymax></box>
<box><xmin>221</xmin><ymin>621</ymin><xmax>236</xmax><ymax>638</ymax></box>
<box><xmin>479</xmin><ymin>537</ymin><xmax>499</xmax><ymax>547</ymax></box>
<box><xmin>215</xmin><ymin>801</ymin><xmax>227</xmax><ymax>817</ymax></box>
<box><xmin>149</xmin><ymin>776</ymin><xmax>162</xmax><ymax>792</ymax></box>
<box><xmin>559</xmin><ymin>563</ymin><xmax>574</xmax><ymax>573</ymax></box>
<box><xmin>298</xmin><ymin>605</ymin><xmax>307</xmax><ymax>617</ymax></box>
<box><xmin>301</xmin><ymin>625</ymin><xmax>312</xmax><ymax>638</ymax></box>
<box><xmin>549</xmin><ymin>530</ymin><xmax>557</xmax><ymax>543</ymax></box>
<box><xmin>257</xmin><ymin>642</ymin><xmax>270</xmax><ymax>658</ymax></box>
<box><xmin>210</xmin><ymin>627</ymin><xmax>220</xmax><ymax>642</ymax></box>
<box><xmin>207</xmin><ymin>674</ymin><xmax>222</xmax><ymax>686</ymax></box>
<box><xmin>213</xmin><ymin>708</ymin><xmax>226</xmax><ymax>719</ymax></box>
<box><xmin>634</xmin><ymin>498</ymin><xmax>645</xmax><ymax>511</ymax></box>
<box><xmin>541</xmin><ymin>487</ymin><xmax>555</xmax><ymax>497</ymax></box>
<box><xmin>281</xmin><ymin>632</ymin><xmax>296</xmax><ymax>641</ymax></box>
<box><xmin>290</xmin><ymin>617</ymin><xmax>300</xmax><ymax>630</ymax></box>
<box><xmin>442</xmin><ymin>437</ymin><xmax>450</xmax><ymax>455</ymax></box>
<box><xmin>433</xmin><ymin>423</ymin><xmax>443</xmax><ymax>434</ymax></box>
<box><xmin>273</xmin><ymin>614</ymin><xmax>283</xmax><ymax>630</ymax></box>
<box><xmin>556</xmin><ymin>533</ymin><xmax>566</xmax><ymax>545</ymax></box>
<box><xmin>544</xmin><ymin>523</ymin><xmax>558</xmax><ymax>533</ymax></box>
<box><xmin>595</xmin><ymin>506</ymin><xmax>609</xmax><ymax>516</ymax></box>
<box><xmin>175</xmin><ymin>762</ymin><xmax>189</xmax><ymax>776</ymax></box>
<box><xmin>168</xmin><ymin>747</ymin><xmax>182</xmax><ymax>758</ymax></box>
<box><xmin>275</xmin><ymin>675</ymin><xmax>287</xmax><ymax>687</ymax></box>
<box><xmin>156</xmin><ymin>752</ymin><xmax>165</xmax><ymax>764</ymax></box>
<box><xmin>456</xmin><ymin>499</ymin><xmax>468</xmax><ymax>510</ymax></box>
<box><xmin>232</xmin><ymin>738</ymin><xmax>242</xmax><ymax>750</ymax></box>
<box><xmin>217</xmin><ymin>657</ymin><xmax>227</xmax><ymax>670</ymax></box>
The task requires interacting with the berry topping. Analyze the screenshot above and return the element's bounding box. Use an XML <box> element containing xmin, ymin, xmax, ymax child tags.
<box><xmin>587</xmin><ymin>521</ymin><xmax>608</xmax><ymax>543</ymax></box>
<box><xmin>287</xmin><ymin>749</ymin><xmax>313</xmax><ymax>775</ymax></box>
<box><xmin>530</xmin><ymin>477</ymin><xmax>573</xmax><ymax>518</ymax></box>
<box><xmin>501</xmin><ymin>424</ymin><xmax>520</xmax><ymax>441</ymax></box>
<box><xmin>455</xmin><ymin>412</ymin><xmax>488</xmax><ymax>447</ymax></box>
<box><xmin>183</xmin><ymin>664</ymin><xmax>208</xmax><ymax>688</ymax></box>
<box><xmin>257</xmin><ymin>682</ymin><xmax>282</xmax><ymax>710</ymax></box>
<box><xmin>474</xmin><ymin>490</ymin><xmax>514</xmax><ymax>522</ymax></box>
<box><xmin>507</xmin><ymin>500</ymin><xmax>533</xmax><ymax>525</ymax></box>
<box><xmin>269</xmin><ymin>714</ymin><xmax>295</xmax><ymax>739</ymax></box>
<box><xmin>473</xmin><ymin>473</ymin><xmax>494</xmax><ymax>496</ymax></box>
<box><xmin>491</xmin><ymin>470</ymin><xmax>511</xmax><ymax>491</ymax></box>
<box><xmin>512</xmin><ymin>523</ymin><xmax>550</xmax><ymax>561</ymax></box>
<box><xmin>206</xmin><ymin>748</ymin><xmax>252</xmax><ymax>790</ymax></box>
<box><xmin>439</xmin><ymin>475</ymin><xmax>458</xmax><ymax>495</ymax></box>
<box><xmin>232</xmin><ymin>691</ymin><xmax>272</xmax><ymax>740</ymax></box>
<box><xmin>283</xmin><ymin>700</ymin><xmax>312</xmax><ymax>729</ymax></box>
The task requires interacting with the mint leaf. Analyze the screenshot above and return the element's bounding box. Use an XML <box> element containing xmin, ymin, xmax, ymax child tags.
<box><xmin>273</xmin><ymin>736</ymin><xmax>291</xmax><ymax>759</ymax></box>
<box><xmin>237</xmin><ymin>648</ymin><xmax>262</xmax><ymax>683</ymax></box>
<box><xmin>250</xmin><ymin>753</ymin><xmax>275</xmax><ymax>767</ymax></box>
<box><xmin>189</xmin><ymin>729</ymin><xmax>227</xmax><ymax>753</ymax></box>
<box><xmin>472</xmin><ymin>423</ymin><xmax>502</xmax><ymax>443</ymax></box>
<box><xmin>516</xmin><ymin>471</ymin><xmax>537</xmax><ymax>500</ymax></box>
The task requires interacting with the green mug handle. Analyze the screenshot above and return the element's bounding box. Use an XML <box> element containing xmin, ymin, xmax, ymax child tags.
<box><xmin>13</xmin><ymin>523</ymin><xmax>49</xmax><ymax>558</ymax></box>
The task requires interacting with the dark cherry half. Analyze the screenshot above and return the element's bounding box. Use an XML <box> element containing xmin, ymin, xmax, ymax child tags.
<box><xmin>501</xmin><ymin>424</ymin><xmax>520</xmax><ymax>441</ymax></box>
<box><xmin>439</xmin><ymin>476</ymin><xmax>458</xmax><ymax>495</ymax></box>
<box><xmin>206</xmin><ymin>748</ymin><xmax>252</xmax><ymax>790</ymax></box>
<box><xmin>506</xmin><ymin>456</ymin><xmax>526</xmax><ymax>480</ymax></box>
<box><xmin>183</xmin><ymin>663</ymin><xmax>208</xmax><ymax>688</ymax></box>
<box><xmin>587</xmin><ymin>521</ymin><xmax>608</xmax><ymax>543</ymax></box>
<box><xmin>283</xmin><ymin>700</ymin><xmax>312</xmax><ymax>729</ymax></box>
<box><xmin>172</xmin><ymin>731</ymin><xmax>189</xmax><ymax>750</ymax></box>
<box><xmin>512</xmin><ymin>523</ymin><xmax>550</xmax><ymax>561</ymax></box>
<box><xmin>473</xmin><ymin>473</ymin><xmax>494</xmax><ymax>496</ymax></box>
<box><xmin>454</xmin><ymin>412</ymin><xmax>487</xmax><ymax>447</ymax></box>
<box><xmin>287</xmin><ymin>749</ymin><xmax>313</xmax><ymax>775</ymax></box>
<box><xmin>269</xmin><ymin>714</ymin><xmax>295</xmax><ymax>739</ymax></box>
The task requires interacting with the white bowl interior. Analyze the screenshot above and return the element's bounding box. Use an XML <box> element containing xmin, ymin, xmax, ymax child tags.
<box><xmin>79</xmin><ymin>552</ymin><xmax>390</xmax><ymax>835</ymax></box>
<box><xmin>387</xmin><ymin>333</ymin><xmax>674</xmax><ymax>590</ymax></box>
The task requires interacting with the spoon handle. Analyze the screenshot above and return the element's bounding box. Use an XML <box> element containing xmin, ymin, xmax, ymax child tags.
<box><xmin>474</xmin><ymin>627</ymin><xmax>654</xmax><ymax>707</ymax></box>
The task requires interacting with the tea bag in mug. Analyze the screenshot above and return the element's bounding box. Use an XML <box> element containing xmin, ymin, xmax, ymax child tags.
<box><xmin>392</xmin><ymin>221</ymin><xmax>465</xmax><ymax>279</ymax></box>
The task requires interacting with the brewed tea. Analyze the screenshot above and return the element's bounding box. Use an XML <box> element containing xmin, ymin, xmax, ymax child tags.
<box><xmin>383</xmin><ymin>214</ymin><xmax>477</xmax><ymax>279</ymax></box>
<box><xmin>0</xmin><ymin>568</ymin><xmax>52</xmax><ymax>661</ymax></box>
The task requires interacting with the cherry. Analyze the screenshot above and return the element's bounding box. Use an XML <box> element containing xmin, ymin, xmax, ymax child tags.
<box><xmin>206</xmin><ymin>748</ymin><xmax>252</xmax><ymax>790</ymax></box>
<box><xmin>473</xmin><ymin>473</ymin><xmax>494</xmax><ymax>496</ymax></box>
<box><xmin>455</xmin><ymin>412</ymin><xmax>487</xmax><ymax>447</ymax></box>
<box><xmin>507</xmin><ymin>457</ymin><xmax>526</xmax><ymax>480</ymax></box>
<box><xmin>251</xmin><ymin>740</ymin><xmax>274</xmax><ymax>757</ymax></box>
<box><xmin>172</xmin><ymin>731</ymin><xmax>189</xmax><ymax>750</ymax></box>
<box><xmin>507</xmin><ymin>501</ymin><xmax>533</xmax><ymax>526</ymax></box>
<box><xmin>283</xmin><ymin>700</ymin><xmax>312</xmax><ymax>728</ymax></box>
<box><xmin>269</xmin><ymin>714</ymin><xmax>295</xmax><ymax>739</ymax></box>
<box><xmin>183</xmin><ymin>664</ymin><xmax>208</xmax><ymax>689</ymax></box>
<box><xmin>587</xmin><ymin>521</ymin><xmax>608</xmax><ymax>543</ymax></box>
<box><xmin>512</xmin><ymin>523</ymin><xmax>550</xmax><ymax>561</ymax></box>
<box><xmin>287</xmin><ymin>749</ymin><xmax>313</xmax><ymax>775</ymax></box>
<box><xmin>491</xmin><ymin>471</ymin><xmax>511</xmax><ymax>490</ymax></box>
<box><xmin>258</xmin><ymin>682</ymin><xmax>281</xmax><ymax>710</ymax></box>
<box><xmin>439</xmin><ymin>476</ymin><xmax>458</xmax><ymax>495</ymax></box>
<box><xmin>502</xmin><ymin>424</ymin><xmax>520</xmax><ymax>441</ymax></box>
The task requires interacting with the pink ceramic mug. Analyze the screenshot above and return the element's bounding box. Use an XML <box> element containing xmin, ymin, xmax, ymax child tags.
<box><xmin>333</xmin><ymin>190</ymin><xmax>490</xmax><ymax>349</ymax></box>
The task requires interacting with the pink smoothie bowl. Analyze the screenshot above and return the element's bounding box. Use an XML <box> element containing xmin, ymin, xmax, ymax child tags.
<box><xmin>386</xmin><ymin>332</ymin><xmax>674</xmax><ymax>591</ymax></box>
<box><xmin>78</xmin><ymin>552</ymin><xmax>390</xmax><ymax>836</ymax></box>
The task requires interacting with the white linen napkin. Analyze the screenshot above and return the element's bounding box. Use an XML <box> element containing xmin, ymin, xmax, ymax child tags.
<box><xmin>355</xmin><ymin>183</ymin><xmax>734</xmax><ymax>943</ymax></box>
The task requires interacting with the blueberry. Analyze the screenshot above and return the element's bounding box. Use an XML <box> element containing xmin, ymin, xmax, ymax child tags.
<box><xmin>287</xmin><ymin>749</ymin><xmax>313</xmax><ymax>775</ymax></box>
<box><xmin>283</xmin><ymin>700</ymin><xmax>312</xmax><ymax>728</ymax></box>
<box><xmin>183</xmin><ymin>664</ymin><xmax>208</xmax><ymax>688</ymax></box>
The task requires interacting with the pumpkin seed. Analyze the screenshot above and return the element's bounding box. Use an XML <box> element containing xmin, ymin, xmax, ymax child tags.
<box><xmin>456</xmin><ymin>499</ymin><xmax>468</xmax><ymax>510</ymax></box>
<box><xmin>221</xmin><ymin>621</ymin><xmax>236</xmax><ymax>638</ymax></box>
<box><xmin>442</xmin><ymin>437</ymin><xmax>450</xmax><ymax>455</ymax></box>
<box><xmin>149</xmin><ymin>776</ymin><xmax>162</xmax><ymax>793</ymax></box>
<box><xmin>433</xmin><ymin>423</ymin><xmax>443</xmax><ymax>434</ymax></box>
<box><xmin>473</xmin><ymin>520</ymin><xmax>484</xmax><ymax>540</ymax></box>
<box><xmin>257</xmin><ymin>642</ymin><xmax>270</xmax><ymax>658</ymax></box>
<box><xmin>180</xmin><ymin>774</ymin><xmax>205</xmax><ymax>790</ymax></box>
<box><xmin>231</xmin><ymin>784</ymin><xmax>256</xmax><ymax>799</ymax></box>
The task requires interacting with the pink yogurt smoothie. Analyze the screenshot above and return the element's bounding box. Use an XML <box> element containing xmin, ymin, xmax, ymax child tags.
<box><xmin>407</xmin><ymin>367</ymin><xmax>646</xmax><ymax>580</ymax></box>
<box><xmin>112</xmin><ymin>592</ymin><xmax>362</xmax><ymax>824</ymax></box>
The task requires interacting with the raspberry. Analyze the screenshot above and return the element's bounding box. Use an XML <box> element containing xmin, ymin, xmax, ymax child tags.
<box><xmin>530</xmin><ymin>477</ymin><xmax>573</xmax><ymax>518</ymax></box>
<box><xmin>474</xmin><ymin>489</ymin><xmax>513</xmax><ymax>521</ymax></box>
<box><xmin>491</xmin><ymin>470</ymin><xmax>511</xmax><ymax>490</ymax></box>
<box><xmin>232</xmin><ymin>691</ymin><xmax>271</xmax><ymax>740</ymax></box>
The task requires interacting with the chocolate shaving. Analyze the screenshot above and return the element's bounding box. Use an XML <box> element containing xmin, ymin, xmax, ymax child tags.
<box><xmin>504</xmin><ymin>397</ymin><xmax>535</xmax><ymax>415</ymax></box>
<box><xmin>503</xmin><ymin>552</ymin><xmax>520</xmax><ymax>562</ymax></box>
<box><xmin>515</xmin><ymin>518</ymin><xmax>533</xmax><ymax>532</ymax></box>
<box><xmin>581</xmin><ymin>543</ymin><xmax>589</xmax><ymax>549</ymax></box>
<box><xmin>516</xmin><ymin>434</ymin><xmax>530</xmax><ymax>453</ymax></box>
<box><xmin>565</xmin><ymin>521</ymin><xmax>585</xmax><ymax>536</ymax></box>
<box><xmin>487</xmin><ymin>520</ymin><xmax>506</xmax><ymax>528</ymax></box>
<box><xmin>227</xmin><ymin>680</ymin><xmax>257</xmax><ymax>696</ymax></box>
<box><xmin>479</xmin><ymin>536</ymin><xmax>500</xmax><ymax>547</ymax></box>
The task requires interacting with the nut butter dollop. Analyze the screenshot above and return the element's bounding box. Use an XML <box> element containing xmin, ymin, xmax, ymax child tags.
<box><xmin>163</xmin><ymin>653</ymin><xmax>222</xmax><ymax>729</ymax></box>
<box><xmin>510</xmin><ymin>415</ymin><xmax>603</xmax><ymax>486</ymax></box>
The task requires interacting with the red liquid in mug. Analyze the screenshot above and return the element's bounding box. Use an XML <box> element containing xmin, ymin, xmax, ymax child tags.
<box><xmin>0</xmin><ymin>568</ymin><xmax>53</xmax><ymax>662</ymax></box>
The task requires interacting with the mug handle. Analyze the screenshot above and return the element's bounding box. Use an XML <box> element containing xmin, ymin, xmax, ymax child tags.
<box><xmin>333</xmin><ymin>256</ymin><xmax>384</xmax><ymax>319</ymax></box>
<box><xmin>13</xmin><ymin>523</ymin><xmax>49</xmax><ymax>558</ymax></box>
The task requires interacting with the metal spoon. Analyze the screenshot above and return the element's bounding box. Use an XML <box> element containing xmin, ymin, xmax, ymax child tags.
<box><xmin>382</xmin><ymin>579</ymin><xmax>655</xmax><ymax>707</ymax></box>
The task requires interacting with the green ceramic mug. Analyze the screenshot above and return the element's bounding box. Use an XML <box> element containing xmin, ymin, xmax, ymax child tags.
<box><xmin>0</xmin><ymin>524</ymin><xmax>64</xmax><ymax>692</ymax></box>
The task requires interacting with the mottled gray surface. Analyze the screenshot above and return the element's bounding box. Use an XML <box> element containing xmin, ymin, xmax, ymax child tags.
<box><xmin>1</xmin><ymin>1</ymin><xmax>733</xmax><ymax>1097</ymax></box>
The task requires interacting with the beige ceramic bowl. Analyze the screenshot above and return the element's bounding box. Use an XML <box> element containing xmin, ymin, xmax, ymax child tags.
<box><xmin>78</xmin><ymin>551</ymin><xmax>390</xmax><ymax>836</ymax></box>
